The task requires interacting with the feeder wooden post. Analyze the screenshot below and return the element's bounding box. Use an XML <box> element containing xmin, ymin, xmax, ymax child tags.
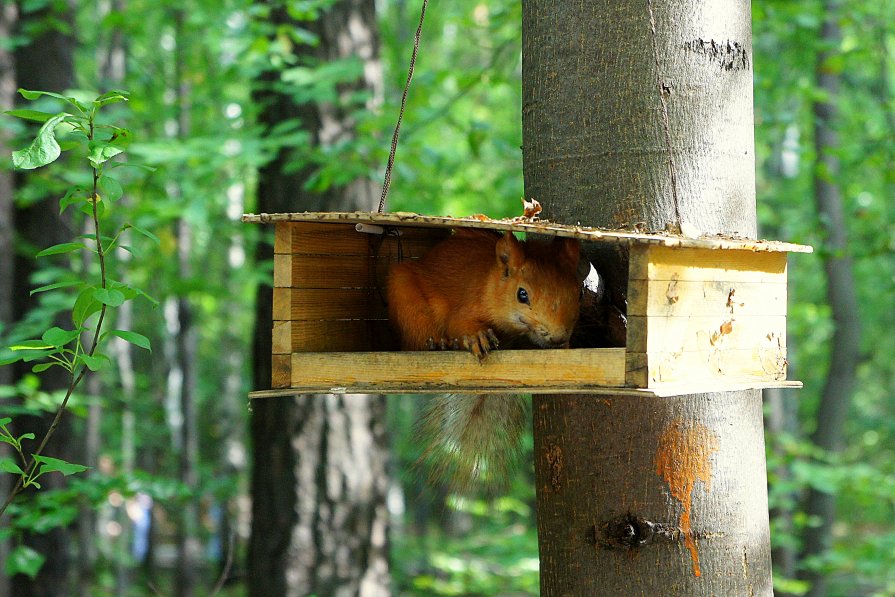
<box><xmin>523</xmin><ymin>2</ymin><xmax>774</xmax><ymax>594</ymax></box>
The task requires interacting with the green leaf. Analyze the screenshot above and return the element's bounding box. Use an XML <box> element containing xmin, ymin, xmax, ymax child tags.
<box><xmin>93</xmin><ymin>288</ymin><xmax>125</xmax><ymax>307</ymax></box>
<box><xmin>0</xmin><ymin>417</ymin><xmax>10</xmax><ymax>426</ymax></box>
<box><xmin>18</xmin><ymin>88</ymin><xmax>72</xmax><ymax>102</ymax></box>
<box><xmin>33</xmin><ymin>455</ymin><xmax>89</xmax><ymax>476</ymax></box>
<box><xmin>87</xmin><ymin>140</ymin><xmax>125</xmax><ymax>167</ymax></box>
<box><xmin>5</xmin><ymin>545</ymin><xmax>45</xmax><ymax>579</ymax></box>
<box><xmin>35</xmin><ymin>242</ymin><xmax>87</xmax><ymax>257</ymax></box>
<box><xmin>30</xmin><ymin>279</ymin><xmax>83</xmax><ymax>295</ymax></box>
<box><xmin>129</xmin><ymin>225</ymin><xmax>161</xmax><ymax>245</ymax></box>
<box><xmin>93</xmin><ymin>90</ymin><xmax>130</xmax><ymax>107</ymax></box>
<box><xmin>78</xmin><ymin>353</ymin><xmax>109</xmax><ymax>372</ymax></box>
<box><xmin>72</xmin><ymin>287</ymin><xmax>102</xmax><ymax>328</ymax></box>
<box><xmin>99</xmin><ymin>176</ymin><xmax>123</xmax><ymax>201</ymax></box>
<box><xmin>59</xmin><ymin>187</ymin><xmax>90</xmax><ymax>215</ymax></box>
<box><xmin>105</xmin><ymin>329</ymin><xmax>151</xmax><ymax>351</ymax></box>
<box><xmin>3</xmin><ymin>109</ymin><xmax>57</xmax><ymax>123</ymax></box>
<box><xmin>41</xmin><ymin>327</ymin><xmax>81</xmax><ymax>347</ymax></box>
<box><xmin>31</xmin><ymin>363</ymin><xmax>56</xmax><ymax>373</ymax></box>
<box><xmin>10</xmin><ymin>340</ymin><xmax>54</xmax><ymax>351</ymax></box>
<box><xmin>0</xmin><ymin>458</ymin><xmax>24</xmax><ymax>475</ymax></box>
<box><xmin>11</xmin><ymin>112</ymin><xmax>67</xmax><ymax>169</ymax></box>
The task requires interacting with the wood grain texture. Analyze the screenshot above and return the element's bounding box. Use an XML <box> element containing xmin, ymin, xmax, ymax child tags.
<box><xmin>290</xmin><ymin>348</ymin><xmax>627</xmax><ymax>393</ymax></box>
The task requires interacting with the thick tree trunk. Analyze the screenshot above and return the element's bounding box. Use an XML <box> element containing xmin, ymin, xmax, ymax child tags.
<box><xmin>524</xmin><ymin>2</ymin><xmax>773</xmax><ymax>594</ymax></box>
<box><xmin>9</xmin><ymin>2</ymin><xmax>77</xmax><ymax>595</ymax></box>
<box><xmin>799</xmin><ymin>4</ymin><xmax>860</xmax><ymax>596</ymax></box>
<box><xmin>248</xmin><ymin>1</ymin><xmax>390</xmax><ymax>595</ymax></box>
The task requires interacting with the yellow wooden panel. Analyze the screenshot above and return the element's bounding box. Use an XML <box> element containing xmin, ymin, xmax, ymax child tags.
<box><xmin>292</xmin><ymin>224</ymin><xmax>370</xmax><ymax>255</ymax></box>
<box><xmin>272</xmin><ymin>320</ymin><xmax>292</xmax><ymax>354</ymax></box>
<box><xmin>273</xmin><ymin>254</ymin><xmax>292</xmax><ymax>288</ymax></box>
<box><xmin>272</xmin><ymin>354</ymin><xmax>292</xmax><ymax>388</ymax></box>
<box><xmin>629</xmin><ymin>245</ymin><xmax>787</xmax><ymax>283</ymax></box>
<box><xmin>627</xmin><ymin>279</ymin><xmax>787</xmax><ymax>319</ymax></box>
<box><xmin>292</xmin><ymin>319</ymin><xmax>396</xmax><ymax>352</ymax></box>
<box><xmin>633</xmin><ymin>343</ymin><xmax>788</xmax><ymax>385</ymax></box>
<box><xmin>290</xmin><ymin>348</ymin><xmax>627</xmax><ymax>393</ymax></box>
<box><xmin>272</xmin><ymin>287</ymin><xmax>291</xmax><ymax>321</ymax></box>
<box><xmin>292</xmin><ymin>254</ymin><xmax>378</xmax><ymax>289</ymax></box>
<box><xmin>627</xmin><ymin>315</ymin><xmax>786</xmax><ymax>353</ymax></box>
<box><xmin>290</xmin><ymin>288</ymin><xmax>387</xmax><ymax>320</ymax></box>
<box><xmin>274</xmin><ymin>222</ymin><xmax>292</xmax><ymax>254</ymax></box>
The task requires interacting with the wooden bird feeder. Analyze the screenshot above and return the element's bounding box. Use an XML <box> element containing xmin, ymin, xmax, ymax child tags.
<box><xmin>243</xmin><ymin>211</ymin><xmax>812</xmax><ymax>398</ymax></box>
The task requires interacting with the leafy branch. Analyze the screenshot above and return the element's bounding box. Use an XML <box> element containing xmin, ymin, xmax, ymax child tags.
<box><xmin>0</xmin><ymin>89</ymin><xmax>154</xmax><ymax>526</ymax></box>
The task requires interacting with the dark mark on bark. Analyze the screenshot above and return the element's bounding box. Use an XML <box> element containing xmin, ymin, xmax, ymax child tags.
<box><xmin>684</xmin><ymin>38</ymin><xmax>750</xmax><ymax>71</ymax></box>
<box><xmin>595</xmin><ymin>513</ymin><xmax>680</xmax><ymax>551</ymax></box>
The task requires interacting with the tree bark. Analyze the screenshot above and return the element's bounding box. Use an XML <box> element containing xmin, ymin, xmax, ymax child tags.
<box><xmin>248</xmin><ymin>1</ymin><xmax>390</xmax><ymax>596</ymax></box>
<box><xmin>524</xmin><ymin>2</ymin><xmax>773</xmax><ymax>594</ymax></box>
<box><xmin>799</xmin><ymin>4</ymin><xmax>860</xmax><ymax>596</ymax></box>
<box><xmin>9</xmin><ymin>2</ymin><xmax>78</xmax><ymax>595</ymax></box>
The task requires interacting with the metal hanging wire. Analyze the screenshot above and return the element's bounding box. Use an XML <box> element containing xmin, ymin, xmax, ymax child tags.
<box><xmin>378</xmin><ymin>0</ymin><xmax>429</xmax><ymax>213</ymax></box>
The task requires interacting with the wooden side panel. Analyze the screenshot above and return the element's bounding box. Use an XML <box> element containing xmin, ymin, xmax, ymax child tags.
<box><xmin>629</xmin><ymin>244</ymin><xmax>786</xmax><ymax>283</ymax></box>
<box><xmin>269</xmin><ymin>220</ymin><xmax>450</xmax><ymax>390</ymax></box>
<box><xmin>626</xmin><ymin>245</ymin><xmax>790</xmax><ymax>387</ymax></box>
<box><xmin>290</xmin><ymin>348</ymin><xmax>627</xmax><ymax>393</ymax></box>
<box><xmin>291</xmin><ymin>320</ymin><xmax>397</xmax><ymax>352</ymax></box>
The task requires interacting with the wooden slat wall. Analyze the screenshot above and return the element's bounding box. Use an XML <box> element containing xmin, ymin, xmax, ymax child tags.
<box><xmin>271</xmin><ymin>221</ymin><xmax>448</xmax><ymax>387</ymax></box>
<box><xmin>625</xmin><ymin>244</ymin><xmax>789</xmax><ymax>387</ymax></box>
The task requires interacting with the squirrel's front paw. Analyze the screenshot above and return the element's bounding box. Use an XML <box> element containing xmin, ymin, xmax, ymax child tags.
<box><xmin>462</xmin><ymin>329</ymin><xmax>499</xmax><ymax>361</ymax></box>
<box><xmin>426</xmin><ymin>337</ymin><xmax>462</xmax><ymax>351</ymax></box>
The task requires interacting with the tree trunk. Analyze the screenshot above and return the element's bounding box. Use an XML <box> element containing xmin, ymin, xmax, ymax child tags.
<box><xmin>524</xmin><ymin>2</ymin><xmax>773</xmax><ymax>594</ymax></box>
<box><xmin>799</xmin><ymin>4</ymin><xmax>860</xmax><ymax>596</ymax></box>
<box><xmin>162</xmin><ymin>11</ymin><xmax>202</xmax><ymax>596</ymax></box>
<box><xmin>248</xmin><ymin>1</ymin><xmax>390</xmax><ymax>596</ymax></box>
<box><xmin>10</xmin><ymin>2</ymin><xmax>77</xmax><ymax>595</ymax></box>
<box><xmin>0</xmin><ymin>5</ymin><xmax>18</xmax><ymax>597</ymax></box>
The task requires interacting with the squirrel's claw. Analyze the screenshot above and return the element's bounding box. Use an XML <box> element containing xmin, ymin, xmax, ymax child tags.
<box><xmin>462</xmin><ymin>329</ymin><xmax>499</xmax><ymax>361</ymax></box>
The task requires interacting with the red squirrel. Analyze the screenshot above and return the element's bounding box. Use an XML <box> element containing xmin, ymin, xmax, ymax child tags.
<box><xmin>386</xmin><ymin>228</ymin><xmax>582</xmax><ymax>490</ymax></box>
<box><xmin>387</xmin><ymin>228</ymin><xmax>582</xmax><ymax>357</ymax></box>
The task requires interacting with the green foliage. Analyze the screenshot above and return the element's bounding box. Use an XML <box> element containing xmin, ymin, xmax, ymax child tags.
<box><xmin>0</xmin><ymin>0</ymin><xmax>889</xmax><ymax>594</ymax></box>
<box><xmin>1</xmin><ymin>87</ymin><xmax>155</xmax><ymax>578</ymax></box>
<box><xmin>755</xmin><ymin>1</ymin><xmax>895</xmax><ymax>594</ymax></box>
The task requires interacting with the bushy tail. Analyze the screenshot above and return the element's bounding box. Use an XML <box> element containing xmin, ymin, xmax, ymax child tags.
<box><xmin>415</xmin><ymin>393</ymin><xmax>527</xmax><ymax>494</ymax></box>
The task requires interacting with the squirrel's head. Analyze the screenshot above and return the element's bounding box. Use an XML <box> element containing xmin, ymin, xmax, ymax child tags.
<box><xmin>492</xmin><ymin>232</ymin><xmax>582</xmax><ymax>348</ymax></box>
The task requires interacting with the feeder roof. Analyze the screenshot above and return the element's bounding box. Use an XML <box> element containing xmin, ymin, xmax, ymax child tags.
<box><xmin>242</xmin><ymin>211</ymin><xmax>813</xmax><ymax>254</ymax></box>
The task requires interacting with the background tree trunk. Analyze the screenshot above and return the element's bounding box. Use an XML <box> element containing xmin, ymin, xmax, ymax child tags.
<box><xmin>248</xmin><ymin>1</ymin><xmax>390</xmax><ymax>595</ymax></box>
<box><xmin>524</xmin><ymin>2</ymin><xmax>773</xmax><ymax>594</ymax></box>
<box><xmin>0</xmin><ymin>5</ymin><xmax>18</xmax><ymax>597</ymax></box>
<box><xmin>799</xmin><ymin>4</ymin><xmax>861</xmax><ymax>596</ymax></box>
<box><xmin>9</xmin><ymin>2</ymin><xmax>78</xmax><ymax>595</ymax></box>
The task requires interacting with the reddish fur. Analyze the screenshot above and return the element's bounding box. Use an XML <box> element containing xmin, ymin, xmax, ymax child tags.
<box><xmin>387</xmin><ymin>229</ymin><xmax>581</xmax><ymax>353</ymax></box>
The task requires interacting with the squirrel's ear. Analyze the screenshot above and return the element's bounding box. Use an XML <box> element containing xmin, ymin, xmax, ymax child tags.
<box><xmin>555</xmin><ymin>237</ymin><xmax>581</xmax><ymax>273</ymax></box>
<box><xmin>496</xmin><ymin>232</ymin><xmax>524</xmax><ymax>275</ymax></box>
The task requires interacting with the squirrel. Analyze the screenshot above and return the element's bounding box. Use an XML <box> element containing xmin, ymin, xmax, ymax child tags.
<box><xmin>386</xmin><ymin>228</ymin><xmax>582</xmax><ymax>492</ymax></box>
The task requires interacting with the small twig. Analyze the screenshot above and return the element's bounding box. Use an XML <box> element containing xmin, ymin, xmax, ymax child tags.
<box><xmin>209</xmin><ymin>532</ymin><xmax>237</xmax><ymax>596</ymax></box>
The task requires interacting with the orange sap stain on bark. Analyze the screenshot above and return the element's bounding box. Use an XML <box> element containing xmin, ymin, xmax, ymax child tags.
<box><xmin>655</xmin><ymin>419</ymin><xmax>719</xmax><ymax>577</ymax></box>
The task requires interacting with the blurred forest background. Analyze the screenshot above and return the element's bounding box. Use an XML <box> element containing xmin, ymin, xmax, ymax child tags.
<box><xmin>0</xmin><ymin>0</ymin><xmax>893</xmax><ymax>595</ymax></box>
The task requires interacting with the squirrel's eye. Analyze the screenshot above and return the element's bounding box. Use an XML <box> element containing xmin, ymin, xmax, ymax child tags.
<box><xmin>517</xmin><ymin>287</ymin><xmax>530</xmax><ymax>304</ymax></box>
